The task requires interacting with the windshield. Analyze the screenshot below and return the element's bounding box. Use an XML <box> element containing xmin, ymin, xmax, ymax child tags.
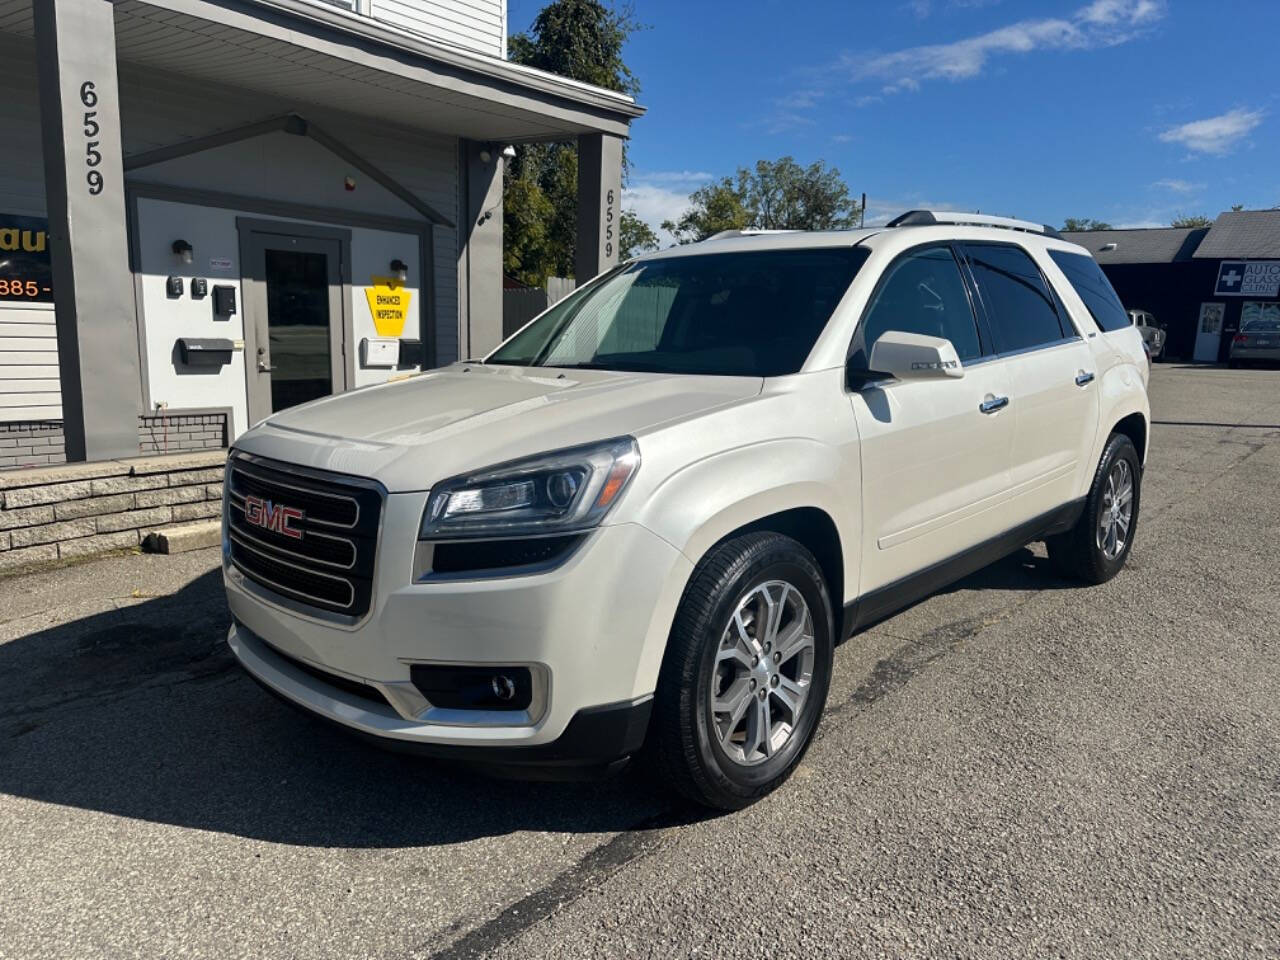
<box><xmin>487</xmin><ymin>247</ymin><xmax>868</xmax><ymax>376</ymax></box>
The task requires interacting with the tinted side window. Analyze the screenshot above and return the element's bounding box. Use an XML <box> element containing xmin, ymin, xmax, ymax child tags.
<box><xmin>1049</xmin><ymin>250</ymin><xmax>1130</xmax><ymax>333</ymax></box>
<box><xmin>857</xmin><ymin>246</ymin><xmax>983</xmax><ymax>362</ymax></box>
<box><xmin>964</xmin><ymin>243</ymin><xmax>1068</xmax><ymax>352</ymax></box>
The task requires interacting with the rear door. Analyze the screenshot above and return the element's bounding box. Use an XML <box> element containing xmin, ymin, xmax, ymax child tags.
<box><xmin>961</xmin><ymin>242</ymin><xmax>1099</xmax><ymax>523</ymax></box>
<box><xmin>850</xmin><ymin>244</ymin><xmax>1015</xmax><ymax>592</ymax></box>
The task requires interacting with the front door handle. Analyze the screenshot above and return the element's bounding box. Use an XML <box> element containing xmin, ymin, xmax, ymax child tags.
<box><xmin>1075</xmin><ymin>371</ymin><xmax>1095</xmax><ymax>386</ymax></box>
<box><xmin>257</xmin><ymin>361</ymin><xmax>274</xmax><ymax>373</ymax></box>
<box><xmin>979</xmin><ymin>395</ymin><xmax>1009</xmax><ymax>414</ymax></box>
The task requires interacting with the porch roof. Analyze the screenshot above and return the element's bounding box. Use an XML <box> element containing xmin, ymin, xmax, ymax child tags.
<box><xmin>0</xmin><ymin>0</ymin><xmax>643</xmax><ymax>142</ymax></box>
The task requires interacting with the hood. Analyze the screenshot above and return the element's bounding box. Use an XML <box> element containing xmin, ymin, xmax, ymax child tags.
<box><xmin>233</xmin><ymin>364</ymin><xmax>763</xmax><ymax>491</ymax></box>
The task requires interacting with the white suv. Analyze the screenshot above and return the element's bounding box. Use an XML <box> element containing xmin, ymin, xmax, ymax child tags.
<box><xmin>223</xmin><ymin>210</ymin><xmax>1149</xmax><ymax>810</ymax></box>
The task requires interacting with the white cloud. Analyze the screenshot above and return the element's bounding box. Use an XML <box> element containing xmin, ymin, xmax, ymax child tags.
<box><xmin>1151</xmin><ymin>178</ymin><xmax>1205</xmax><ymax>194</ymax></box>
<box><xmin>1158</xmin><ymin>108</ymin><xmax>1264</xmax><ymax>156</ymax></box>
<box><xmin>624</xmin><ymin>172</ymin><xmax>714</xmax><ymax>247</ymax></box>
<box><xmin>837</xmin><ymin>0</ymin><xmax>1164</xmax><ymax>93</ymax></box>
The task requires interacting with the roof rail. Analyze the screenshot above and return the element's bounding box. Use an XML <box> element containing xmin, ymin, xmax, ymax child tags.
<box><xmin>886</xmin><ymin>210</ymin><xmax>1062</xmax><ymax>239</ymax></box>
<box><xmin>703</xmin><ymin>228</ymin><xmax>802</xmax><ymax>241</ymax></box>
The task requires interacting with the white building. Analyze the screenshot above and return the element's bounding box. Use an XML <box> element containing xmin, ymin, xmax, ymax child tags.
<box><xmin>0</xmin><ymin>0</ymin><xmax>641</xmax><ymax>468</ymax></box>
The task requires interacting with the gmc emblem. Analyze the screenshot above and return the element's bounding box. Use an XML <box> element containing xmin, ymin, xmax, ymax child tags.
<box><xmin>243</xmin><ymin>495</ymin><xmax>304</xmax><ymax>540</ymax></box>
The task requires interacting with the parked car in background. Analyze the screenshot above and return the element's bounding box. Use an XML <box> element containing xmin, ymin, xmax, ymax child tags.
<box><xmin>1229</xmin><ymin>303</ymin><xmax>1280</xmax><ymax>368</ymax></box>
<box><xmin>1128</xmin><ymin>309</ymin><xmax>1165</xmax><ymax>360</ymax></box>
<box><xmin>222</xmin><ymin>211</ymin><xmax>1150</xmax><ymax>810</ymax></box>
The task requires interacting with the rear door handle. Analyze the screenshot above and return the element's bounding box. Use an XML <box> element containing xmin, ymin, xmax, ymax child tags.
<box><xmin>979</xmin><ymin>395</ymin><xmax>1009</xmax><ymax>414</ymax></box>
<box><xmin>1075</xmin><ymin>371</ymin><xmax>1095</xmax><ymax>386</ymax></box>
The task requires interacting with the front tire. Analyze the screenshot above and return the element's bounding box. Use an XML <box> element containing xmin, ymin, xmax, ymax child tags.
<box><xmin>1047</xmin><ymin>433</ymin><xmax>1141</xmax><ymax>584</ymax></box>
<box><xmin>651</xmin><ymin>532</ymin><xmax>834</xmax><ymax>810</ymax></box>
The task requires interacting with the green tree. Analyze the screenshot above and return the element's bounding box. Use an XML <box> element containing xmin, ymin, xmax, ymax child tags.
<box><xmin>503</xmin><ymin>1</ymin><xmax>640</xmax><ymax>286</ymax></box>
<box><xmin>1061</xmin><ymin>217</ymin><xmax>1113</xmax><ymax>231</ymax></box>
<box><xmin>1171</xmin><ymin>214</ymin><xmax>1214</xmax><ymax>228</ymax></box>
<box><xmin>619</xmin><ymin>209</ymin><xmax>658</xmax><ymax>259</ymax></box>
<box><xmin>663</xmin><ymin>158</ymin><xmax>860</xmax><ymax>244</ymax></box>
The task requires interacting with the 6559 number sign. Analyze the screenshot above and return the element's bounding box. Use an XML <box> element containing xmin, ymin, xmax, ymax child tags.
<box><xmin>79</xmin><ymin>81</ymin><xmax>103</xmax><ymax>196</ymax></box>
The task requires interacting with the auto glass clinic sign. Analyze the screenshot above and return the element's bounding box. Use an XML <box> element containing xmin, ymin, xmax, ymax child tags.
<box><xmin>1214</xmin><ymin>260</ymin><xmax>1280</xmax><ymax>297</ymax></box>
<box><xmin>0</xmin><ymin>214</ymin><xmax>53</xmax><ymax>303</ymax></box>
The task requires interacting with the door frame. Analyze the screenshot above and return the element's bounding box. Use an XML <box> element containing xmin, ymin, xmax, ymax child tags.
<box><xmin>237</xmin><ymin>218</ymin><xmax>353</xmax><ymax>425</ymax></box>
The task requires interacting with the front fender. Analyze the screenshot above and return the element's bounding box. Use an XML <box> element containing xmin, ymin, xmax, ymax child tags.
<box><xmin>628</xmin><ymin>437</ymin><xmax>859</xmax><ymax>606</ymax></box>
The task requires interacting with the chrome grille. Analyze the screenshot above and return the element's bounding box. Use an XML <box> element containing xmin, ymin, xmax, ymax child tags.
<box><xmin>226</xmin><ymin>453</ymin><xmax>383</xmax><ymax>618</ymax></box>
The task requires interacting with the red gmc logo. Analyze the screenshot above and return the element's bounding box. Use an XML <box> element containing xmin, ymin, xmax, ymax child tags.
<box><xmin>243</xmin><ymin>495</ymin><xmax>304</xmax><ymax>540</ymax></box>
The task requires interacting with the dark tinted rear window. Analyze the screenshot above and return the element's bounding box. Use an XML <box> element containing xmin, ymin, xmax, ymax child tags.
<box><xmin>963</xmin><ymin>243</ymin><xmax>1069</xmax><ymax>353</ymax></box>
<box><xmin>1048</xmin><ymin>250</ymin><xmax>1129</xmax><ymax>332</ymax></box>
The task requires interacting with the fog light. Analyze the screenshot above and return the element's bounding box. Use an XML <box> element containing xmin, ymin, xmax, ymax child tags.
<box><xmin>410</xmin><ymin>664</ymin><xmax>533</xmax><ymax>711</ymax></box>
<box><xmin>490</xmin><ymin>674</ymin><xmax>517</xmax><ymax>701</ymax></box>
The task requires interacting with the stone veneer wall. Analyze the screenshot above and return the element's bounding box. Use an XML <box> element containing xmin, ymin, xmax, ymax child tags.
<box><xmin>0</xmin><ymin>451</ymin><xmax>226</xmax><ymax>572</ymax></box>
<box><xmin>0</xmin><ymin>413</ymin><xmax>228</xmax><ymax>471</ymax></box>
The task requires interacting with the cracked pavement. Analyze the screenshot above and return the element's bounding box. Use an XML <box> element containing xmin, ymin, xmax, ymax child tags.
<box><xmin>1</xmin><ymin>365</ymin><xmax>1278</xmax><ymax>959</ymax></box>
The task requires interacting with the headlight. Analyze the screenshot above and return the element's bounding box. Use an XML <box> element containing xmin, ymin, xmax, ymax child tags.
<box><xmin>419</xmin><ymin>437</ymin><xmax>640</xmax><ymax>540</ymax></box>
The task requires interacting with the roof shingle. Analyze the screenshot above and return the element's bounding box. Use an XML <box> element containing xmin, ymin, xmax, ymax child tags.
<box><xmin>1192</xmin><ymin>210</ymin><xmax>1280</xmax><ymax>260</ymax></box>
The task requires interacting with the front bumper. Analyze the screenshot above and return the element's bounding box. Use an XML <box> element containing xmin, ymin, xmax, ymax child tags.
<box><xmin>224</xmin><ymin>495</ymin><xmax>693</xmax><ymax>760</ymax></box>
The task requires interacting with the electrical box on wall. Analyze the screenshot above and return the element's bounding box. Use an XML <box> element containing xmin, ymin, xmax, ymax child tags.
<box><xmin>191</xmin><ymin>278</ymin><xmax>208</xmax><ymax>299</ymax></box>
<box><xmin>166</xmin><ymin>276</ymin><xmax>183</xmax><ymax>298</ymax></box>
<box><xmin>213</xmin><ymin>285</ymin><xmax>236</xmax><ymax>318</ymax></box>
<box><xmin>360</xmin><ymin>337</ymin><xmax>401</xmax><ymax>368</ymax></box>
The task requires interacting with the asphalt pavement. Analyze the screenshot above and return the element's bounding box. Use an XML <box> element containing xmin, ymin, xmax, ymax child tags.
<box><xmin>1</xmin><ymin>364</ymin><xmax>1277</xmax><ymax>959</ymax></box>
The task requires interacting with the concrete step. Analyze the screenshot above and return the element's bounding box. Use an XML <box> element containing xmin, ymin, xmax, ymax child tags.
<box><xmin>142</xmin><ymin>520</ymin><xmax>221</xmax><ymax>555</ymax></box>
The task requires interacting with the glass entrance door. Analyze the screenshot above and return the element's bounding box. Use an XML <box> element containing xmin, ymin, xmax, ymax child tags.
<box><xmin>264</xmin><ymin>248</ymin><xmax>333</xmax><ymax>411</ymax></box>
<box><xmin>242</xmin><ymin>226</ymin><xmax>348</xmax><ymax>425</ymax></box>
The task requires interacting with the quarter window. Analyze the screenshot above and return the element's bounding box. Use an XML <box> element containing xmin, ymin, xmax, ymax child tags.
<box><xmin>964</xmin><ymin>243</ymin><xmax>1069</xmax><ymax>352</ymax></box>
<box><xmin>1049</xmin><ymin>249</ymin><xmax>1130</xmax><ymax>333</ymax></box>
<box><xmin>855</xmin><ymin>246</ymin><xmax>983</xmax><ymax>363</ymax></box>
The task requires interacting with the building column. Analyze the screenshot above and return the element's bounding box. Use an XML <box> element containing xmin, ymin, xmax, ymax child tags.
<box><xmin>34</xmin><ymin>0</ymin><xmax>141</xmax><ymax>462</ymax></box>
<box><xmin>575</xmin><ymin>133</ymin><xmax>624</xmax><ymax>283</ymax></box>
<box><xmin>458</xmin><ymin>139</ymin><xmax>504</xmax><ymax>360</ymax></box>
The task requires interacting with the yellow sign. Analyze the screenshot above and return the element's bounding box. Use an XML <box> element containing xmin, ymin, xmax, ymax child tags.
<box><xmin>364</xmin><ymin>276</ymin><xmax>412</xmax><ymax>337</ymax></box>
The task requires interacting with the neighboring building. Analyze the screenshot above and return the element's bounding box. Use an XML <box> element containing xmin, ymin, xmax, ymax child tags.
<box><xmin>1064</xmin><ymin>210</ymin><xmax>1280</xmax><ymax>363</ymax></box>
<box><xmin>0</xmin><ymin>0</ymin><xmax>642</xmax><ymax>469</ymax></box>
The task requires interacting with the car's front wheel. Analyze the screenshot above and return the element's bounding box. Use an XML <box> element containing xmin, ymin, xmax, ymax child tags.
<box><xmin>650</xmin><ymin>532</ymin><xmax>834</xmax><ymax>810</ymax></box>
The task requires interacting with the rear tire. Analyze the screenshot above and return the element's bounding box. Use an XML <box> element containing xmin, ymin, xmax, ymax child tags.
<box><xmin>650</xmin><ymin>532</ymin><xmax>834</xmax><ymax>811</ymax></box>
<box><xmin>1047</xmin><ymin>433</ymin><xmax>1141</xmax><ymax>584</ymax></box>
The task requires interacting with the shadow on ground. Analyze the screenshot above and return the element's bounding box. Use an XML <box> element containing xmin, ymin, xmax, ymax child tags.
<box><xmin>0</xmin><ymin>545</ymin><xmax>1070</xmax><ymax>848</ymax></box>
<box><xmin>0</xmin><ymin>568</ymin><xmax>694</xmax><ymax>848</ymax></box>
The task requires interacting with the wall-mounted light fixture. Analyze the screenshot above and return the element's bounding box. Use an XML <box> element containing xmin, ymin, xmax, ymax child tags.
<box><xmin>501</xmin><ymin>145</ymin><xmax>516</xmax><ymax>160</ymax></box>
<box><xmin>478</xmin><ymin>147</ymin><xmax>493</xmax><ymax>163</ymax></box>
<box><xmin>389</xmin><ymin>258</ymin><xmax>409</xmax><ymax>283</ymax></box>
<box><xmin>172</xmin><ymin>239</ymin><xmax>194</xmax><ymax>265</ymax></box>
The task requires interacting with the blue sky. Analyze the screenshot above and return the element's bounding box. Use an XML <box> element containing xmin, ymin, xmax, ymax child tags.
<box><xmin>508</xmin><ymin>0</ymin><xmax>1279</xmax><ymax>243</ymax></box>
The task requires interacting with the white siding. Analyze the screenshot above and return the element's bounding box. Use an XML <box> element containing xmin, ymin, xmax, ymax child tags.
<box><xmin>0</xmin><ymin>305</ymin><xmax>61</xmax><ymax>422</ymax></box>
<box><xmin>370</xmin><ymin>0</ymin><xmax>506</xmax><ymax>58</ymax></box>
<box><xmin>119</xmin><ymin>66</ymin><xmax>461</xmax><ymax>365</ymax></box>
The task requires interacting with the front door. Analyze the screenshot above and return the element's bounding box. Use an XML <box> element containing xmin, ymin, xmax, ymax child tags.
<box><xmin>1193</xmin><ymin>302</ymin><xmax>1224</xmax><ymax>363</ymax></box>
<box><xmin>850</xmin><ymin>244</ymin><xmax>1015</xmax><ymax>593</ymax></box>
<box><xmin>242</xmin><ymin>227</ymin><xmax>348</xmax><ymax>425</ymax></box>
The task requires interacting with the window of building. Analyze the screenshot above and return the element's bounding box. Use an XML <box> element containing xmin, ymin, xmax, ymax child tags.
<box><xmin>855</xmin><ymin>245</ymin><xmax>983</xmax><ymax>363</ymax></box>
<box><xmin>1049</xmin><ymin>249</ymin><xmax>1130</xmax><ymax>333</ymax></box>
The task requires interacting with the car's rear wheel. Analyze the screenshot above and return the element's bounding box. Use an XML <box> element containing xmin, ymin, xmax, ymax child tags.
<box><xmin>650</xmin><ymin>532</ymin><xmax>834</xmax><ymax>810</ymax></box>
<box><xmin>1047</xmin><ymin>432</ymin><xmax>1141</xmax><ymax>584</ymax></box>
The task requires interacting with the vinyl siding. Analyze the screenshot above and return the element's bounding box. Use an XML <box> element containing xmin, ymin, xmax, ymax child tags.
<box><xmin>370</xmin><ymin>0</ymin><xmax>506</xmax><ymax>58</ymax></box>
<box><xmin>0</xmin><ymin>306</ymin><xmax>61</xmax><ymax>423</ymax></box>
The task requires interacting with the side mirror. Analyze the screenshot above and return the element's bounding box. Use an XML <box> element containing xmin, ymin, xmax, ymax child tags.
<box><xmin>848</xmin><ymin>331</ymin><xmax>963</xmax><ymax>387</ymax></box>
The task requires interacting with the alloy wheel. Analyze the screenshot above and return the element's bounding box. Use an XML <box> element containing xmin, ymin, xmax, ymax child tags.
<box><xmin>709</xmin><ymin>580</ymin><xmax>815</xmax><ymax>766</ymax></box>
<box><xmin>1097</xmin><ymin>458</ymin><xmax>1134</xmax><ymax>560</ymax></box>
